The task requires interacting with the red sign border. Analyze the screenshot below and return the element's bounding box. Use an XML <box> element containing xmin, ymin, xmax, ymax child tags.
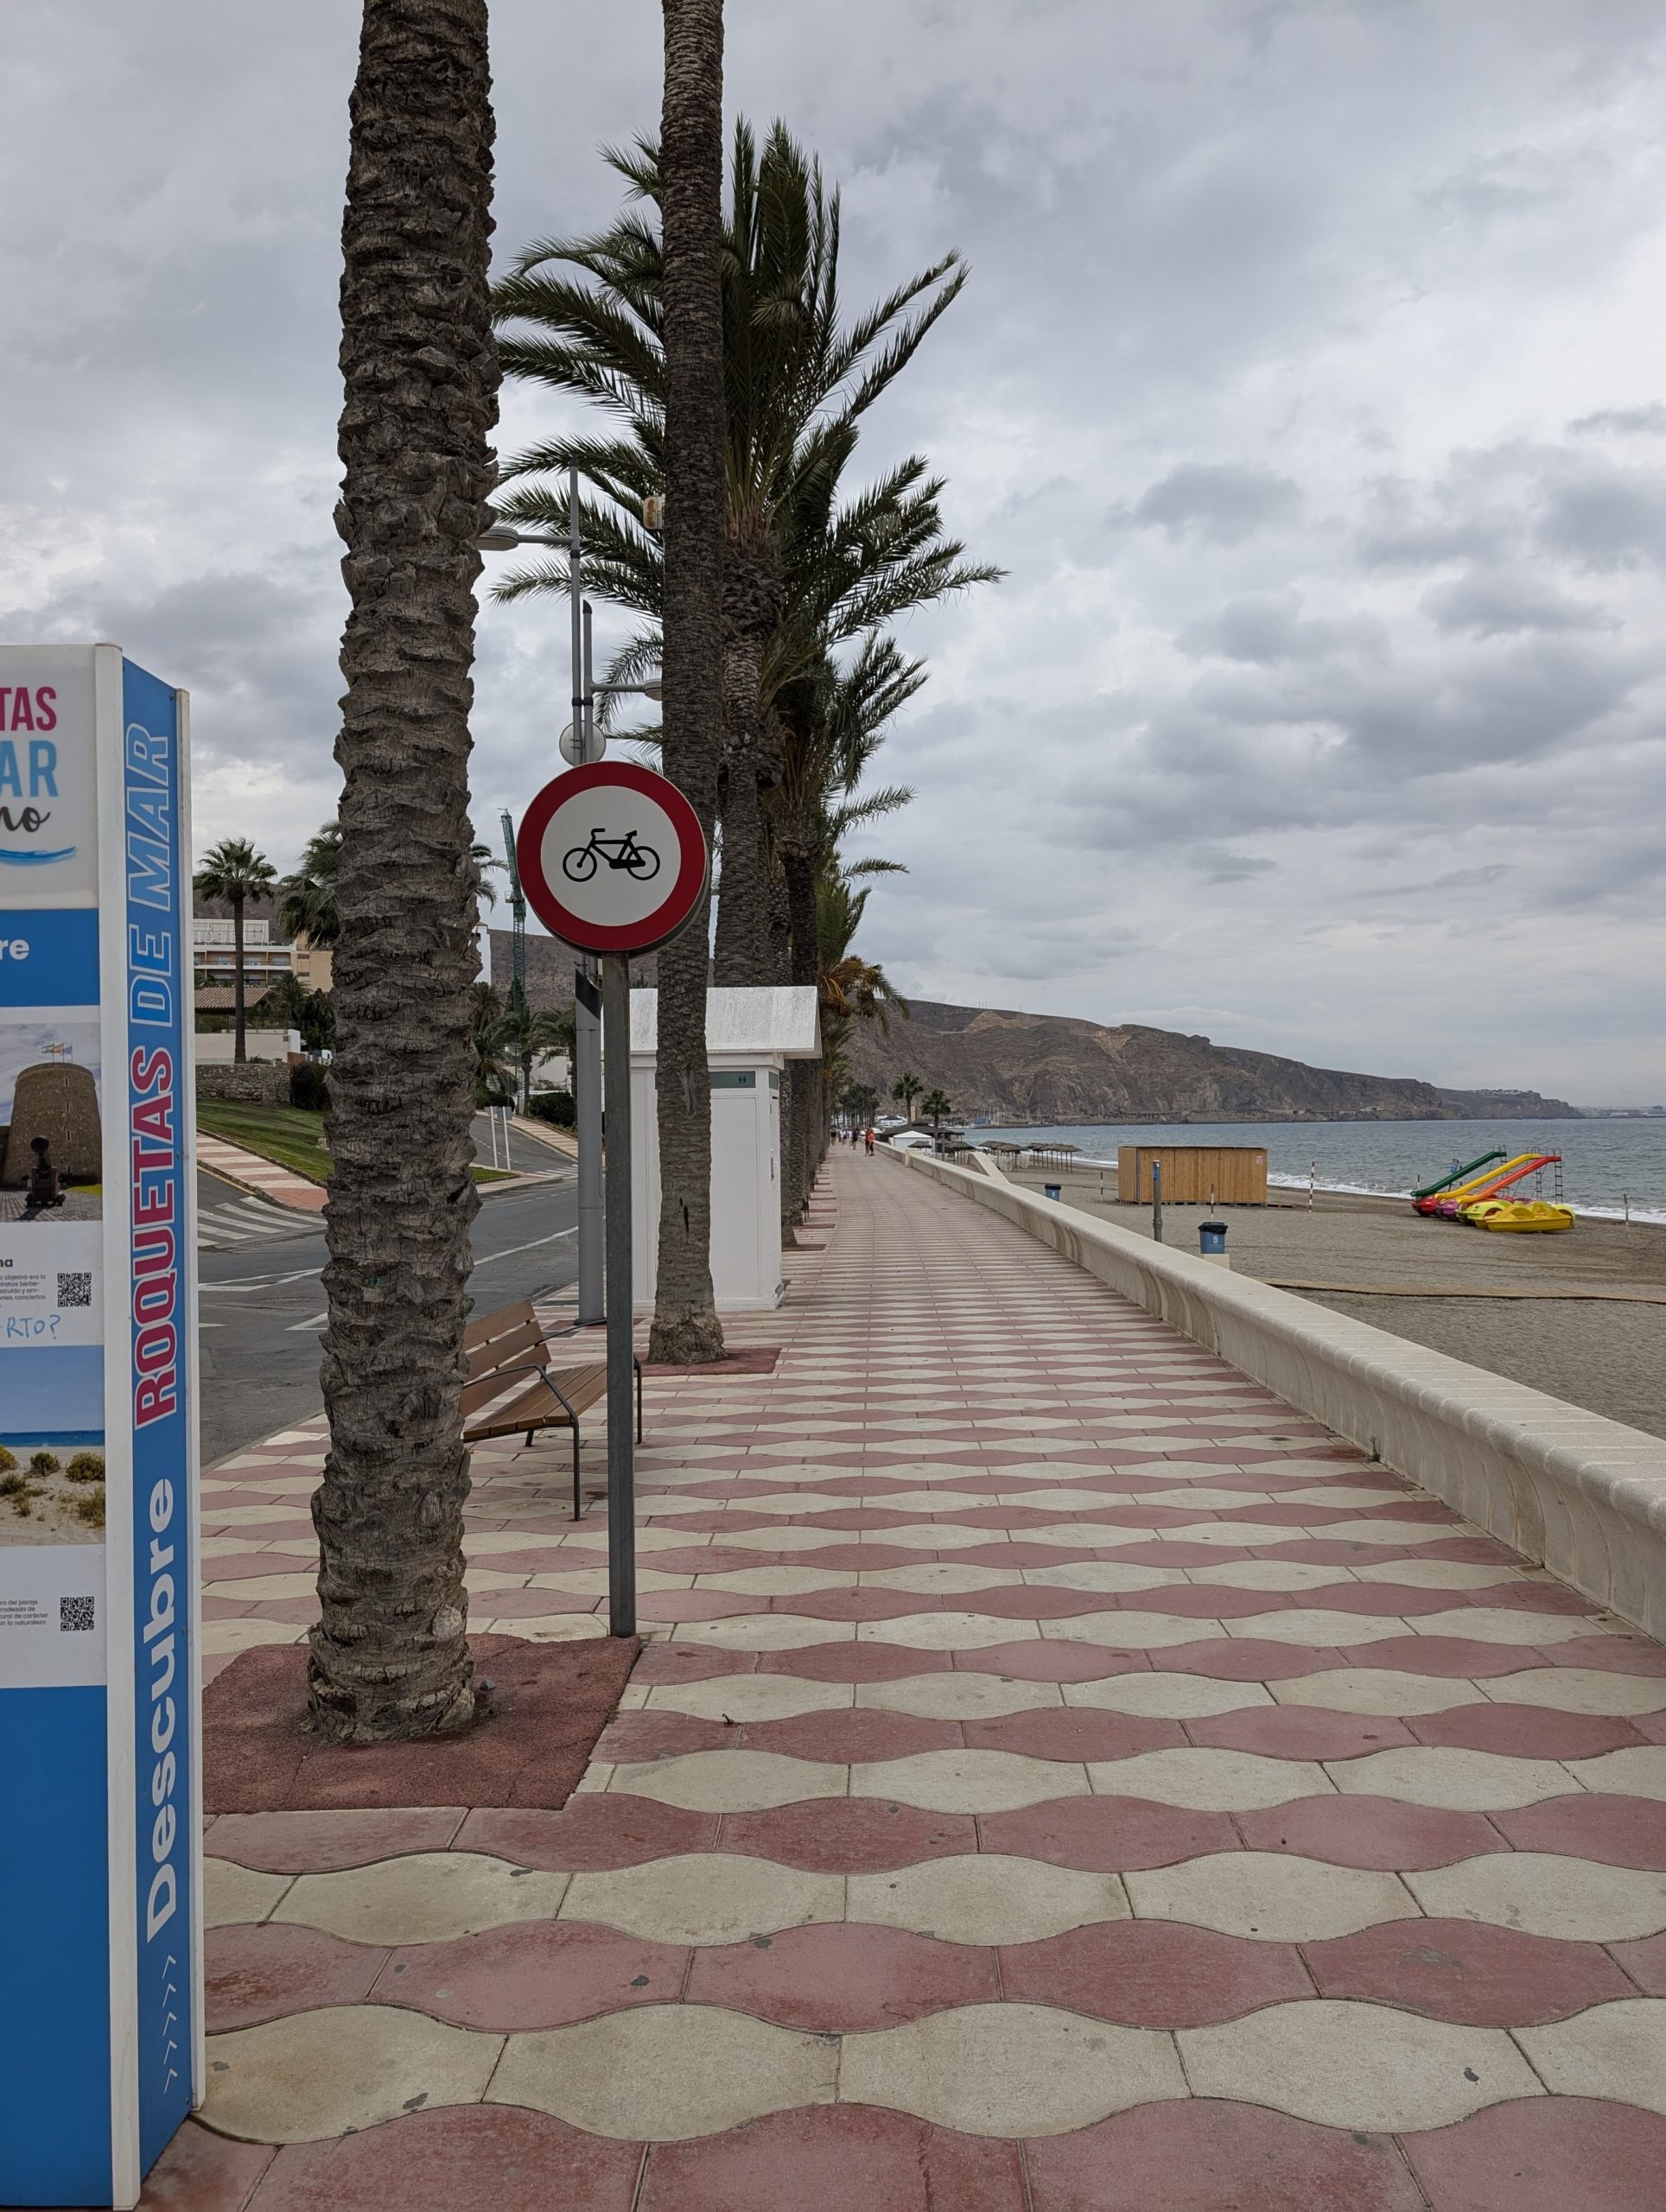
<box><xmin>516</xmin><ymin>761</ymin><xmax>709</xmax><ymax>955</ymax></box>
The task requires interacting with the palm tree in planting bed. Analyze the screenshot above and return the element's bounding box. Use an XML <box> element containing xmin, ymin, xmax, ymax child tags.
<box><xmin>308</xmin><ymin>0</ymin><xmax>499</xmax><ymax>1743</ymax></box>
<box><xmin>486</xmin><ymin>115</ymin><xmax>994</xmax><ymax>985</ymax></box>
<box><xmin>892</xmin><ymin>1070</ymin><xmax>923</xmax><ymax>1123</ymax></box>
<box><xmin>193</xmin><ymin>836</ymin><xmax>277</xmax><ymax>1065</ymax></box>
<box><xmin>921</xmin><ymin>1087</ymin><xmax>952</xmax><ymax>1141</ymax></box>
<box><xmin>817</xmin><ymin>867</ymin><xmax>906</xmax><ymax>1156</ymax></box>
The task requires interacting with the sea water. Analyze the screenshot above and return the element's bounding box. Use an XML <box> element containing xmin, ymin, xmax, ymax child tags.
<box><xmin>976</xmin><ymin>1116</ymin><xmax>1666</xmax><ymax>1224</ymax></box>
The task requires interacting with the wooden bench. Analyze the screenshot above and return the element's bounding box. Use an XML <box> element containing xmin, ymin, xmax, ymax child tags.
<box><xmin>461</xmin><ymin>1298</ymin><xmax>642</xmax><ymax>1522</ymax></box>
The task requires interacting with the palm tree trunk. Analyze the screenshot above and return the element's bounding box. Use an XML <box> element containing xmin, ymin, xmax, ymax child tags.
<box><xmin>712</xmin><ymin>651</ymin><xmax>766</xmax><ymax>984</ymax></box>
<box><xmin>232</xmin><ymin>893</ymin><xmax>247</xmax><ymax>1064</ymax></box>
<box><xmin>308</xmin><ymin>0</ymin><xmax>499</xmax><ymax>1743</ymax></box>
<box><xmin>650</xmin><ymin>0</ymin><xmax>726</xmax><ymax>1365</ymax></box>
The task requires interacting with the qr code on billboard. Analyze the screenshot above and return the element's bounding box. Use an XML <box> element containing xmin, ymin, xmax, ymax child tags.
<box><xmin>56</xmin><ymin>1271</ymin><xmax>92</xmax><ymax>1308</ymax></box>
<box><xmin>60</xmin><ymin>1595</ymin><xmax>96</xmax><ymax>1633</ymax></box>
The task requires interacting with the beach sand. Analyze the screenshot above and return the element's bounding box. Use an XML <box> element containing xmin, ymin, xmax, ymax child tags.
<box><xmin>1002</xmin><ymin>1165</ymin><xmax>1666</xmax><ymax>1440</ymax></box>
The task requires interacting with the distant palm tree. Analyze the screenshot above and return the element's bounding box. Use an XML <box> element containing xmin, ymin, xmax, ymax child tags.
<box><xmin>892</xmin><ymin>1071</ymin><xmax>923</xmax><ymax>1123</ymax></box>
<box><xmin>193</xmin><ymin>836</ymin><xmax>277</xmax><ymax>1063</ymax></box>
<box><xmin>309</xmin><ymin>0</ymin><xmax>499</xmax><ymax>1746</ymax></box>
<box><xmin>921</xmin><ymin>1088</ymin><xmax>952</xmax><ymax>1139</ymax></box>
<box><xmin>281</xmin><ymin>818</ymin><xmax>497</xmax><ymax>957</ymax></box>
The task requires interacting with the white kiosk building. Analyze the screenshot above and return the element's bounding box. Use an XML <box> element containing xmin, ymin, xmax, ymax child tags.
<box><xmin>624</xmin><ymin>986</ymin><xmax>820</xmax><ymax>1313</ymax></box>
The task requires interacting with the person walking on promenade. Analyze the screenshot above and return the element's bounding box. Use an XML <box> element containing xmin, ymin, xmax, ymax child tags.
<box><xmin>864</xmin><ymin>1127</ymin><xmax>874</xmax><ymax>1155</ymax></box>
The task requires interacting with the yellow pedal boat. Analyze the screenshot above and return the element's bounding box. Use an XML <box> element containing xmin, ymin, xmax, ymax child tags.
<box><xmin>1459</xmin><ymin>1198</ymin><xmax>1574</xmax><ymax>1232</ymax></box>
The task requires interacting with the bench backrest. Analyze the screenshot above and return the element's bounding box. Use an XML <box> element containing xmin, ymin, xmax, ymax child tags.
<box><xmin>462</xmin><ymin>1298</ymin><xmax>545</xmax><ymax>1415</ymax></box>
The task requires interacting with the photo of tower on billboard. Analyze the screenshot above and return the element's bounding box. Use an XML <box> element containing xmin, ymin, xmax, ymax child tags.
<box><xmin>0</xmin><ymin>1011</ymin><xmax>102</xmax><ymax>1221</ymax></box>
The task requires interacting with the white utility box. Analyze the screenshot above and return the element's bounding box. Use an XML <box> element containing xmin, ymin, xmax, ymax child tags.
<box><xmin>622</xmin><ymin>986</ymin><xmax>820</xmax><ymax>1313</ymax></box>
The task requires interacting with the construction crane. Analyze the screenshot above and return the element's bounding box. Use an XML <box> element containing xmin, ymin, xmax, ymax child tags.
<box><xmin>499</xmin><ymin>808</ymin><xmax>527</xmax><ymax>1020</ymax></box>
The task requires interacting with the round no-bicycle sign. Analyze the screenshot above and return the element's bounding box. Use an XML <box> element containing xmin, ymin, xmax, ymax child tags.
<box><xmin>516</xmin><ymin>761</ymin><xmax>709</xmax><ymax>955</ymax></box>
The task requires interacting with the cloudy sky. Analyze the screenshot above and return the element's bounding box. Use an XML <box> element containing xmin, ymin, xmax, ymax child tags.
<box><xmin>4</xmin><ymin>2</ymin><xmax>1665</xmax><ymax>1103</ymax></box>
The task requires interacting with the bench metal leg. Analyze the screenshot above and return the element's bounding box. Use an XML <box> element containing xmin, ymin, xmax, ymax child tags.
<box><xmin>571</xmin><ymin>1421</ymin><xmax>582</xmax><ymax>1522</ymax></box>
<box><xmin>634</xmin><ymin>1353</ymin><xmax>643</xmax><ymax>1444</ymax></box>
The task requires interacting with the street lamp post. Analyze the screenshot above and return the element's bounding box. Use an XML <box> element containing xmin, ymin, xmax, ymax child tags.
<box><xmin>479</xmin><ymin>467</ymin><xmax>660</xmax><ymax>1336</ymax></box>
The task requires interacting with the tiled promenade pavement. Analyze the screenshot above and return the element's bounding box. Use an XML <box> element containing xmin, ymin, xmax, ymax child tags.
<box><xmin>172</xmin><ymin>1153</ymin><xmax>1666</xmax><ymax>2210</ymax></box>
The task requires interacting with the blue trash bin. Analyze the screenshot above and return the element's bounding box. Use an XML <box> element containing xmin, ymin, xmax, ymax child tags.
<box><xmin>1199</xmin><ymin>1220</ymin><xmax>1228</xmax><ymax>1256</ymax></box>
<box><xmin>1044</xmin><ymin>1182</ymin><xmax>1062</xmax><ymax>1201</ymax></box>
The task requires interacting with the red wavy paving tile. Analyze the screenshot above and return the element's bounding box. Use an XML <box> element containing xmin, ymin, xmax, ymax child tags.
<box><xmin>1306</xmin><ymin>1916</ymin><xmax>1633</xmax><ymax>2025</ymax></box>
<box><xmin>1184</xmin><ymin>1705</ymin><xmax>1417</xmax><ymax>1760</ymax></box>
<box><xmin>1025</xmin><ymin>2099</ymin><xmax>1425</xmax><ymax>2211</ymax></box>
<box><xmin>684</xmin><ymin>1921</ymin><xmax>1001</xmax><ymax>2031</ymax></box>
<box><xmin>479</xmin><ymin>1587</ymin><xmax>601</xmax><ymax>1620</ymax></box>
<box><xmin>638</xmin><ymin>2104</ymin><xmax>1024</xmax><ymax>2212</ymax></box>
<box><xmin>1234</xmin><ymin>1795</ymin><xmax>1508</xmax><ymax>1870</ymax></box>
<box><xmin>1609</xmin><ymin>1930</ymin><xmax>1666</xmax><ymax>1993</ymax></box>
<box><xmin>979</xmin><ymin>1794</ymin><xmax>1237</xmax><ymax>1871</ymax></box>
<box><xmin>1408</xmin><ymin>1706</ymin><xmax>1647</xmax><ymax>1758</ymax></box>
<box><xmin>454</xmin><ymin>1799</ymin><xmax>719</xmax><ymax>1872</ymax></box>
<box><xmin>207</xmin><ymin>1923</ymin><xmax>387</xmax><ymax>2032</ymax></box>
<box><xmin>1154</xmin><ymin>1637</ymin><xmax>1346</xmax><ymax>1680</ymax></box>
<box><xmin>595</xmin><ymin>1711</ymin><xmax>753</xmax><ymax>1760</ymax></box>
<box><xmin>717</xmin><ymin>1798</ymin><xmax>978</xmax><ymax>1872</ymax></box>
<box><xmin>954</xmin><ymin>1641</ymin><xmax>1154</xmax><ymax>1682</ymax></box>
<box><xmin>1402</xmin><ymin>2095</ymin><xmax>1666</xmax><ymax>2211</ymax></box>
<box><xmin>200</xmin><ymin>1550</ymin><xmax>316</xmax><ymax>1582</ymax></box>
<box><xmin>726</xmin><ymin>1711</ymin><xmax>965</xmax><ymax>1763</ymax></box>
<box><xmin>1345</xmin><ymin>1636</ymin><xmax>1552</xmax><ymax>1676</ymax></box>
<box><xmin>201</xmin><ymin>1597</ymin><xmax>259</xmax><ymax>1620</ymax></box>
<box><xmin>251</xmin><ymin>2106</ymin><xmax>643</xmax><ymax>2211</ymax></box>
<box><xmin>207</xmin><ymin>1807</ymin><xmax>467</xmax><ymax>1873</ymax></box>
<box><xmin>634</xmin><ymin>1589</ymin><xmax>758</xmax><ymax>1623</ymax></box>
<box><xmin>633</xmin><ymin>1643</ymin><xmax>758</xmax><ymax>1684</ymax></box>
<box><xmin>374</xmin><ymin>1919</ymin><xmax>690</xmax><ymax>2031</ymax></box>
<box><xmin>134</xmin><ymin>2119</ymin><xmax>275</xmax><ymax>2210</ymax></box>
<box><xmin>962</xmin><ymin>1707</ymin><xmax>1186</xmax><ymax>1760</ymax></box>
<box><xmin>1001</xmin><ymin>1917</ymin><xmax>1312</xmax><ymax>2025</ymax></box>
<box><xmin>1493</xmin><ymin>1793</ymin><xmax>1666</xmax><ymax>1870</ymax></box>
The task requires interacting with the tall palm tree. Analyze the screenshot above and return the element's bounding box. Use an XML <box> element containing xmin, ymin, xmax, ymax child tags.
<box><xmin>192</xmin><ymin>836</ymin><xmax>277</xmax><ymax>1065</ymax></box>
<box><xmin>277</xmin><ymin>822</ymin><xmax>345</xmax><ymax>950</ymax></box>
<box><xmin>651</xmin><ymin>0</ymin><xmax>727</xmax><ymax>1363</ymax></box>
<box><xmin>892</xmin><ymin>1071</ymin><xmax>923</xmax><ymax>1123</ymax></box>
<box><xmin>817</xmin><ymin>868</ymin><xmax>906</xmax><ymax>1156</ymax></box>
<box><xmin>921</xmin><ymin>1088</ymin><xmax>951</xmax><ymax>1140</ymax></box>
<box><xmin>308</xmin><ymin>0</ymin><xmax>499</xmax><ymax>1744</ymax></box>
<box><xmin>487</xmin><ymin>116</ymin><xmax>991</xmax><ymax>987</ymax></box>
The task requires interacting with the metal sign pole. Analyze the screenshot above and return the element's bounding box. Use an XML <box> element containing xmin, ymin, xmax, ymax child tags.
<box><xmin>601</xmin><ymin>950</ymin><xmax>636</xmax><ymax>1637</ymax></box>
<box><xmin>570</xmin><ymin>474</ymin><xmax>604</xmax><ymax>1325</ymax></box>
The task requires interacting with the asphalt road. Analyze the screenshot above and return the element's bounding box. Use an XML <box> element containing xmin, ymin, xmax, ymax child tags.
<box><xmin>195</xmin><ymin>1160</ymin><xmax>580</xmax><ymax>1466</ymax></box>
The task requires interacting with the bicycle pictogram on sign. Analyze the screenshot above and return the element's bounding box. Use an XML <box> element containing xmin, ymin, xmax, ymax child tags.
<box><xmin>562</xmin><ymin>827</ymin><xmax>661</xmax><ymax>883</ymax></box>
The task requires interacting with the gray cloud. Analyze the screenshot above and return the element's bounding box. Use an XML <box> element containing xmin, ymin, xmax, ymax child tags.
<box><xmin>1569</xmin><ymin>404</ymin><xmax>1666</xmax><ymax>435</ymax></box>
<box><xmin>1117</xmin><ymin>464</ymin><xmax>1303</xmax><ymax>546</ymax></box>
<box><xmin>1421</xmin><ymin>567</ymin><xmax>1612</xmax><ymax>637</ymax></box>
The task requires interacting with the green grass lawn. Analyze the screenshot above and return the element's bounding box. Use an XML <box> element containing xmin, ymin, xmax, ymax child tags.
<box><xmin>196</xmin><ymin>1102</ymin><xmax>512</xmax><ymax>1185</ymax></box>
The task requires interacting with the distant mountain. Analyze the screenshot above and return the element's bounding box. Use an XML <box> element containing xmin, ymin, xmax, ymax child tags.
<box><xmin>848</xmin><ymin>1000</ymin><xmax>1580</xmax><ymax>1124</ymax></box>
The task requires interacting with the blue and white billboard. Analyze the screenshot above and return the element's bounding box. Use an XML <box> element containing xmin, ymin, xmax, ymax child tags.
<box><xmin>0</xmin><ymin>645</ymin><xmax>200</xmax><ymax>2208</ymax></box>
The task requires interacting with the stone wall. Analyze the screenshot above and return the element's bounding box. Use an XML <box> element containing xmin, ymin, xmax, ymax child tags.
<box><xmin>196</xmin><ymin>1063</ymin><xmax>290</xmax><ymax>1105</ymax></box>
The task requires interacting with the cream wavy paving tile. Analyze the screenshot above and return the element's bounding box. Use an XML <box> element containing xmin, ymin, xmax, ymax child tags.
<box><xmin>1024</xmin><ymin>1562</ymin><xmax>1191</xmax><ymax>1592</ymax></box>
<box><xmin>1517</xmin><ymin>2000</ymin><xmax>1666</xmax><ymax>2113</ymax></box>
<box><xmin>856</xmin><ymin>1611</ymin><xmax>1042</xmax><ymax>1649</ymax></box>
<box><xmin>605</xmin><ymin>1750</ymin><xmax>846</xmax><ymax>1811</ymax></box>
<box><xmin>855</xmin><ymin>1749</ymin><xmax>1091</xmax><ymax>1813</ymax></box>
<box><xmin>1179</xmin><ymin>2000</ymin><xmax>1541</xmax><ymax>2132</ymax></box>
<box><xmin>857</xmin><ymin>1673</ymin><xmax>1065</xmax><ymax>1720</ymax></box>
<box><xmin>1571</xmin><ymin>1746</ymin><xmax>1666</xmax><ymax>1799</ymax></box>
<box><xmin>1126</xmin><ymin>1853</ymin><xmax>1416</xmax><ymax>1940</ymax></box>
<box><xmin>1065</xmin><ymin>1673</ymin><xmax>1272</xmax><ymax>1719</ymax></box>
<box><xmin>683</xmin><ymin>1566</ymin><xmax>856</xmax><ymax>1597</ymax></box>
<box><xmin>493</xmin><ymin>2008</ymin><xmax>840</xmax><ymax>2140</ymax></box>
<box><xmin>1406</xmin><ymin>1854</ymin><xmax>1666</xmax><ymax>1941</ymax></box>
<box><xmin>1186</xmin><ymin>1560</ymin><xmax>1352</xmax><ymax>1592</ymax></box>
<box><xmin>858</xmin><ymin>1563</ymin><xmax>1030</xmax><ymax>1594</ymax></box>
<box><xmin>645</xmin><ymin>1675</ymin><xmax>854</xmax><ymax>1721</ymax></box>
<box><xmin>203</xmin><ymin>1571</ymin><xmax>318</xmax><ymax>1600</ymax></box>
<box><xmin>204</xmin><ymin>2005</ymin><xmax>501</xmax><ymax>2144</ymax></box>
<box><xmin>1087</xmin><ymin>1748</ymin><xmax>1332</xmax><ymax>1810</ymax></box>
<box><xmin>200</xmin><ymin>1618</ymin><xmax>308</xmax><ymax>1656</ymax></box>
<box><xmin>486</xmin><ymin>1614</ymin><xmax>607</xmax><ymax>1643</ymax></box>
<box><xmin>1026</xmin><ymin>1525</ymin><xmax>1161</xmax><ymax>1554</ymax></box>
<box><xmin>1350</xmin><ymin>1560</ymin><xmax>1523</xmax><ymax>1590</ymax></box>
<box><xmin>1269</xmin><ymin>1669</ymin><xmax>1479</xmax><ymax>1716</ymax></box>
<box><xmin>1301</xmin><ymin>1520</ymin><xmax>1487</xmax><ymax>1548</ymax></box>
<box><xmin>1222</xmin><ymin>1610</ymin><xmax>1409</xmax><ymax>1646</ymax></box>
<box><xmin>659</xmin><ymin>1614</ymin><xmax>855</xmax><ymax>1650</ymax></box>
<box><xmin>1329</xmin><ymin>1748</ymin><xmax>1581</xmax><ymax>1811</ymax></box>
<box><xmin>1040</xmin><ymin>1611</ymin><xmax>1210</xmax><ymax>1650</ymax></box>
<box><xmin>202</xmin><ymin>1503</ymin><xmax>318</xmax><ymax>1529</ymax></box>
<box><xmin>275</xmin><ymin>1853</ymin><xmax>571</xmax><ymax>1945</ymax></box>
<box><xmin>561</xmin><ymin>1854</ymin><xmax>843</xmax><ymax>1942</ymax></box>
<box><xmin>462</xmin><ymin>1529</ymin><xmax>590</xmax><ymax>1555</ymax></box>
<box><xmin>205</xmin><ymin>1858</ymin><xmax>294</xmax><ymax>1929</ymax></box>
<box><xmin>1483</xmin><ymin>1668</ymin><xmax>1666</xmax><ymax>1715</ymax></box>
<box><xmin>848</xmin><ymin>1855</ymin><xmax>1129</xmax><ymax>1945</ymax></box>
<box><xmin>842</xmin><ymin>2005</ymin><xmax>1185</xmax><ymax>2137</ymax></box>
<box><xmin>1276</xmin><ymin>1485</ymin><xmax>1418</xmax><ymax>1509</ymax></box>
<box><xmin>1402</xmin><ymin>1607</ymin><xmax>1605</xmax><ymax>1643</ymax></box>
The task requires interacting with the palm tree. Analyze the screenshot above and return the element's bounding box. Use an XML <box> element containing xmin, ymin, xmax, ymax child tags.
<box><xmin>491</xmin><ymin>999</ymin><xmax>573</xmax><ymax>1114</ymax></box>
<box><xmin>892</xmin><ymin>1071</ymin><xmax>923</xmax><ymax>1123</ymax></box>
<box><xmin>308</xmin><ymin>0</ymin><xmax>499</xmax><ymax>1745</ymax></box>
<box><xmin>921</xmin><ymin>1088</ymin><xmax>952</xmax><ymax>1140</ymax></box>
<box><xmin>650</xmin><ymin>0</ymin><xmax>727</xmax><ymax>1363</ymax></box>
<box><xmin>487</xmin><ymin>116</ymin><xmax>993</xmax><ymax>988</ymax></box>
<box><xmin>193</xmin><ymin>836</ymin><xmax>277</xmax><ymax>1064</ymax></box>
<box><xmin>817</xmin><ymin>868</ymin><xmax>906</xmax><ymax>1158</ymax></box>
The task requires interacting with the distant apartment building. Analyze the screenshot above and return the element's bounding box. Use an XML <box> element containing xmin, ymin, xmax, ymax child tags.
<box><xmin>192</xmin><ymin>916</ymin><xmax>293</xmax><ymax>985</ymax></box>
